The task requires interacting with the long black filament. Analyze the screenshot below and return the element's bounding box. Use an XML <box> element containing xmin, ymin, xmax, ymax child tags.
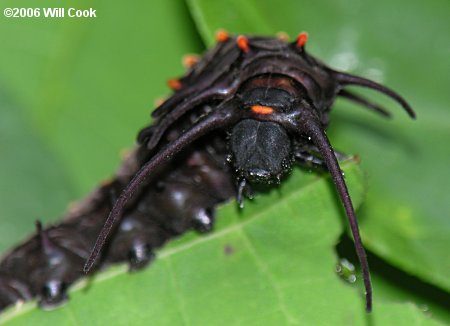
<box><xmin>147</xmin><ymin>91</ymin><xmax>226</xmax><ymax>150</ymax></box>
<box><xmin>83</xmin><ymin>107</ymin><xmax>238</xmax><ymax>273</ymax></box>
<box><xmin>303</xmin><ymin>118</ymin><xmax>373</xmax><ymax>312</ymax></box>
<box><xmin>338</xmin><ymin>89</ymin><xmax>392</xmax><ymax>118</ymax></box>
<box><xmin>335</xmin><ymin>72</ymin><xmax>416</xmax><ymax>119</ymax></box>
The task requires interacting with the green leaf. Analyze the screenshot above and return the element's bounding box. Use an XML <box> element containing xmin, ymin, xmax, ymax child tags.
<box><xmin>188</xmin><ymin>0</ymin><xmax>450</xmax><ymax>311</ymax></box>
<box><xmin>2</xmin><ymin>161</ymin><xmax>377</xmax><ymax>325</ymax></box>
<box><xmin>2</xmin><ymin>161</ymin><xmax>443</xmax><ymax>325</ymax></box>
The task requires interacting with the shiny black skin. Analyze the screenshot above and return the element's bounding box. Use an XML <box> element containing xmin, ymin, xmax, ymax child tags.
<box><xmin>0</xmin><ymin>138</ymin><xmax>235</xmax><ymax>311</ymax></box>
<box><xmin>0</xmin><ymin>34</ymin><xmax>414</xmax><ymax>313</ymax></box>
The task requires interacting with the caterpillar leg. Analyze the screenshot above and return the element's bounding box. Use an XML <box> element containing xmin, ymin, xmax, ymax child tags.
<box><xmin>294</xmin><ymin>144</ymin><xmax>351</xmax><ymax>170</ymax></box>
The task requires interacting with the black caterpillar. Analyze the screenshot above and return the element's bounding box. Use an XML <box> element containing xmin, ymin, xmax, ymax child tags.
<box><xmin>0</xmin><ymin>31</ymin><xmax>415</xmax><ymax>314</ymax></box>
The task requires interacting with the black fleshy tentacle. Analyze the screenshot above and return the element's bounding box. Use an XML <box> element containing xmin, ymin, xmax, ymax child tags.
<box><xmin>145</xmin><ymin>91</ymin><xmax>227</xmax><ymax>150</ymax></box>
<box><xmin>334</xmin><ymin>71</ymin><xmax>415</xmax><ymax>119</ymax></box>
<box><xmin>84</xmin><ymin>103</ymin><xmax>240</xmax><ymax>273</ymax></box>
<box><xmin>338</xmin><ymin>89</ymin><xmax>392</xmax><ymax>118</ymax></box>
<box><xmin>300</xmin><ymin>115</ymin><xmax>372</xmax><ymax>312</ymax></box>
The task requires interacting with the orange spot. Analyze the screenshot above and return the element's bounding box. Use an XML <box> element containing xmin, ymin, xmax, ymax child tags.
<box><xmin>167</xmin><ymin>79</ymin><xmax>182</xmax><ymax>91</ymax></box>
<box><xmin>216</xmin><ymin>29</ymin><xmax>230</xmax><ymax>42</ymax></box>
<box><xmin>277</xmin><ymin>31</ymin><xmax>289</xmax><ymax>42</ymax></box>
<box><xmin>237</xmin><ymin>35</ymin><xmax>250</xmax><ymax>53</ymax></box>
<box><xmin>251</xmin><ymin>105</ymin><xmax>274</xmax><ymax>115</ymax></box>
<box><xmin>296</xmin><ymin>32</ymin><xmax>309</xmax><ymax>48</ymax></box>
<box><xmin>182</xmin><ymin>54</ymin><xmax>199</xmax><ymax>68</ymax></box>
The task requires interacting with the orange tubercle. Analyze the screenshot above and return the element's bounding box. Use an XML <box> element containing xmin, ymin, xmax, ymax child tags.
<box><xmin>216</xmin><ymin>29</ymin><xmax>230</xmax><ymax>42</ymax></box>
<box><xmin>296</xmin><ymin>32</ymin><xmax>309</xmax><ymax>48</ymax></box>
<box><xmin>182</xmin><ymin>54</ymin><xmax>200</xmax><ymax>68</ymax></box>
<box><xmin>251</xmin><ymin>105</ymin><xmax>274</xmax><ymax>115</ymax></box>
<box><xmin>100</xmin><ymin>177</ymin><xmax>114</xmax><ymax>187</ymax></box>
<box><xmin>236</xmin><ymin>35</ymin><xmax>250</xmax><ymax>53</ymax></box>
<box><xmin>167</xmin><ymin>79</ymin><xmax>182</xmax><ymax>91</ymax></box>
<box><xmin>154</xmin><ymin>96</ymin><xmax>166</xmax><ymax>107</ymax></box>
<box><xmin>276</xmin><ymin>31</ymin><xmax>289</xmax><ymax>42</ymax></box>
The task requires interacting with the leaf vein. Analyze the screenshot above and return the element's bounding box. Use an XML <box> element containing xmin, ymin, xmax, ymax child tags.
<box><xmin>165</xmin><ymin>258</ymin><xmax>191</xmax><ymax>326</ymax></box>
<box><xmin>238</xmin><ymin>228</ymin><xmax>300</xmax><ymax>325</ymax></box>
